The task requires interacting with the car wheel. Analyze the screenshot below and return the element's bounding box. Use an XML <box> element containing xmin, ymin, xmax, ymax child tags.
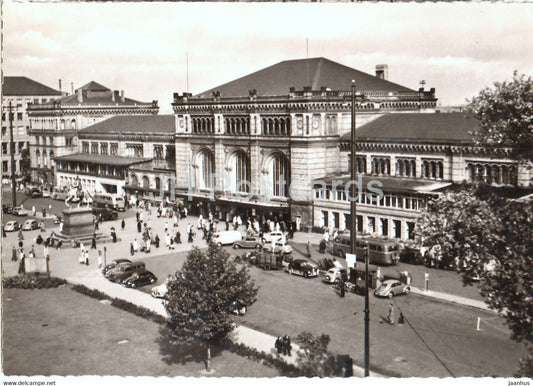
<box><xmin>387</xmin><ymin>292</ymin><xmax>394</xmax><ymax>299</ymax></box>
<box><xmin>264</xmin><ymin>264</ymin><xmax>271</xmax><ymax>271</ymax></box>
<box><xmin>404</xmin><ymin>287</ymin><xmax>410</xmax><ymax>294</ymax></box>
<box><xmin>233</xmin><ymin>244</ymin><xmax>240</xmax><ymax>249</ymax></box>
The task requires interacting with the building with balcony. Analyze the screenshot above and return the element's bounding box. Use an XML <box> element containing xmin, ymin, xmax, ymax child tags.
<box><xmin>1</xmin><ymin>76</ymin><xmax>64</xmax><ymax>184</ymax></box>
<box><xmin>312</xmin><ymin>112</ymin><xmax>532</xmax><ymax>240</ymax></box>
<box><xmin>27</xmin><ymin>81</ymin><xmax>159</xmax><ymax>185</ymax></box>
<box><xmin>54</xmin><ymin>115</ymin><xmax>175</xmax><ymax>196</ymax></box>
<box><xmin>171</xmin><ymin>57</ymin><xmax>437</xmax><ymax>225</ymax></box>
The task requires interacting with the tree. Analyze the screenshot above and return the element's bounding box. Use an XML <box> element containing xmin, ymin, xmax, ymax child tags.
<box><xmin>415</xmin><ymin>190</ymin><xmax>533</xmax><ymax>376</ymax></box>
<box><xmin>164</xmin><ymin>243</ymin><xmax>258</xmax><ymax>371</ymax></box>
<box><xmin>295</xmin><ymin>331</ymin><xmax>346</xmax><ymax>377</ymax></box>
<box><xmin>466</xmin><ymin>72</ymin><xmax>533</xmax><ymax>162</ymax></box>
<box><xmin>19</xmin><ymin>148</ymin><xmax>31</xmax><ymax>183</ymax></box>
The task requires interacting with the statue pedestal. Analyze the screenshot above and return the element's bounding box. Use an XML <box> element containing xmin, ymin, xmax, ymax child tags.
<box><xmin>62</xmin><ymin>207</ymin><xmax>94</xmax><ymax>236</ymax></box>
<box><xmin>50</xmin><ymin>206</ymin><xmax>118</xmax><ymax>248</ymax></box>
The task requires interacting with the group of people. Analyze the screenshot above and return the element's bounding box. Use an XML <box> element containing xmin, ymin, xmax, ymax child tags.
<box><xmin>274</xmin><ymin>335</ymin><xmax>292</xmax><ymax>356</ymax></box>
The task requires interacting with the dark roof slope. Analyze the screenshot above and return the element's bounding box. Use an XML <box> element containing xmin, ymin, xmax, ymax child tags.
<box><xmin>78</xmin><ymin>81</ymin><xmax>109</xmax><ymax>91</ymax></box>
<box><xmin>79</xmin><ymin>115</ymin><xmax>174</xmax><ymax>135</ymax></box>
<box><xmin>3</xmin><ymin>76</ymin><xmax>62</xmax><ymax>96</ymax></box>
<box><xmin>196</xmin><ymin>57</ymin><xmax>414</xmax><ymax>98</ymax></box>
<box><xmin>341</xmin><ymin>113</ymin><xmax>480</xmax><ymax>144</ymax></box>
<box><xmin>54</xmin><ymin>153</ymin><xmax>150</xmax><ymax>166</ymax></box>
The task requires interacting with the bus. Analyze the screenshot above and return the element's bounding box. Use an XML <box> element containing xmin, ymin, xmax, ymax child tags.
<box><xmin>330</xmin><ymin>233</ymin><xmax>400</xmax><ymax>265</ymax></box>
<box><xmin>92</xmin><ymin>193</ymin><xmax>125</xmax><ymax>211</ymax></box>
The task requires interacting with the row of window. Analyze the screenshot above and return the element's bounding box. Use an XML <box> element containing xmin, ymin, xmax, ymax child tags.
<box><xmin>30</xmin><ymin>119</ymin><xmax>77</xmax><ymax>131</ymax></box>
<box><xmin>1</xmin><ymin>112</ymin><xmax>24</xmax><ymax>121</ymax></box>
<box><xmin>2</xmin><ymin>126</ymin><xmax>28</xmax><ymax>137</ymax></box>
<box><xmin>466</xmin><ymin>162</ymin><xmax>517</xmax><ymax>185</ymax></box>
<box><xmin>57</xmin><ymin>161</ymin><xmax>125</xmax><ymax>179</ymax></box>
<box><xmin>349</xmin><ymin>155</ymin><xmax>445</xmax><ymax>180</ymax></box>
<box><xmin>81</xmin><ymin>141</ymin><xmax>119</xmax><ymax>156</ymax></box>
<box><xmin>320</xmin><ymin>211</ymin><xmax>416</xmax><ymax>240</ymax></box>
<box><xmin>2</xmin><ymin>159</ymin><xmax>25</xmax><ymax>174</ymax></box>
<box><xmin>2</xmin><ymin>141</ymin><xmax>27</xmax><ymax>155</ymax></box>
<box><xmin>314</xmin><ymin>188</ymin><xmax>425</xmax><ymax>211</ymax></box>
<box><xmin>34</xmin><ymin>149</ymin><xmax>55</xmax><ymax>168</ymax></box>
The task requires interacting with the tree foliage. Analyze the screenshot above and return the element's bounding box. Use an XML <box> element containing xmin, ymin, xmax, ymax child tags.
<box><xmin>164</xmin><ymin>243</ymin><xmax>258</xmax><ymax>370</ymax></box>
<box><xmin>466</xmin><ymin>72</ymin><xmax>533</xmax><ymax>162</ymax></box>
<box><xmin>295</xmin><ymin>331</ymin><xmax>346</xmax><ymax>377</ymax></box>
<box><xmin>415</xmin><ymin>190</ymin><xmax>533</xmax><ymax>350</ymax></box>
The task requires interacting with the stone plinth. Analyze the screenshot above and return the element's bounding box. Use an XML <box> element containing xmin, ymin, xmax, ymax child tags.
<box><xmin>62</xmin><ymin>207</ymin><xmax>94</xmax><ymax>236</ymax></box>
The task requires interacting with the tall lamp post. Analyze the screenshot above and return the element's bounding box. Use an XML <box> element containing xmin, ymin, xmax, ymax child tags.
<box><xmin>350</xmin><ymin>80</ymin><xmax>370</xmax><ymax>377</ymax></box>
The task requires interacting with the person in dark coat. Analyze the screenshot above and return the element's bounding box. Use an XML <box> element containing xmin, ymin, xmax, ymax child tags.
<box><xmin>121</xmin><ymin>219</ymin><xmax>125</xmax><ymax>230</ymax></box>
<box><xmin>137</xmin><ymin>220</ymin><xmax>142</xmax><ymax>233</ymax></box>
<box><xmin>130</xmin><ymin>242</ymin><xmax>135</xmax><ymax>256</ymax></box>
<box><xmin>111</xmin><ymin>227</ymin><xmax>117</xmax><ymax>243</ymax></box>
<box><xmin>286</xmin><ymin>335</ymin><xmax>292</xmax><ymax>356</ymax></box>
<box><xmin>274</xmin><ymin>337</ymin><xmax>282</xmax><ymax>355</ymax></box>
<box><xmin>344</xmin><ymin>356</ymin><xmax>354</xmax><ymax>377</ymax></box>
<box><xmin>154</xmin><ymin>234</ymin><xmax>160</xmax><ymax>248</ymax></box>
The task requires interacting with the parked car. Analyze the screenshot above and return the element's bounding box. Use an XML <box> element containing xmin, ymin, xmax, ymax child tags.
<box><xmin>5</xmin><ymin>220</ymin><xmax>20</xmax><ymax>232</ymax></box>
<box><xmin>286</xmin><ymin>259</ymin><xmax>319</xmax><ymax>278</ymax></box>
<box><xmin>41</xmin><ymin>189</ymin><xmax>51</xmax><ymax>198</ymax></box>
<box><xmin>52</xmin><ymin>187</ymin><xmax>68</xmax><ymax>201</ymax></box>
<box><xmin>323</xmin><ymin>267</ymin><xmax>348</xmax><ymax>284</ymax></box>
<box><xmin>374</xmin><ymin>279</ymin><xmax>411</xmax><ymax>298</ymax></box>
<box><xmin>263</xmin><ymin>242</ymin><xmax>293</xmax><ymax>256</ymax></box>
<box><xmin>22</xmin><ymin>219</ymin><xmax>39</xmax><ymax>231</ymax></box>
<box><xmin>122</xmin><ymin>271</ymin><xmax>157</xmax><ymax>288</ymax></box>
<box><xmin>105</xmin><ymin>261</ymin><xmax>146</xmax><ymax>283</ymax></box>
<box><xmin>262</xmin><ymin>231</ymin><xmax>286</xmax><ymax>244</ymax></box>
<box><xmin>102</xmin><ymin>258</ymin><xmax>132</xmax><ymax>275</ymax></box>
<box><xmin>151</xmin><ymin>283</ymin><xmax>168</xmax><ymax>298</ymax></box>
<box><xmin>92</xmin><ymin>207</ymin><xmax>118</xmax><ymax>222</ymax></box>
<box><xmin>212</xmin><ymin>231</ymin><xmax>243</xmax><ymax>246</ymax></box>
<box><xmin>13</xmin><ymin>206</ymin><xmax>28</xmax><ymax>216</ymax></box>
<box><xmin>232</xmin><ymin>236</ymin><xmax>263</xmax><ymax>249</ymax></box>
<box><xmin>31</xmin><ymin>188</ymin><xmax>42</xmax><ymax>198</ymax></box>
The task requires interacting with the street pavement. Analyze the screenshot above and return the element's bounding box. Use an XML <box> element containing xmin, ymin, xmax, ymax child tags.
<box><xmin>1</xmin><ymin>198</ymin><xmax>500</xmax><ymax>377</ymax></box>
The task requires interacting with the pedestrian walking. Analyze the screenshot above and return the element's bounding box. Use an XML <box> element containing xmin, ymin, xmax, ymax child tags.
<box><xmin>98</xmin><ymin>250</ymin><xmax>104</xmax><ymax>269</ymax></box>
<box><xmin>306</xmin><ymin>241</ymin><xmax>311</xmax><ymax>258</ymax></box>
<box><xmin>387</xmin><ymin>303</ymin><xmax>395</xmax><ymax>325</ymax></box>
<box><xmin>29</xmin><ymin>245</ymin><xmax>36</xmax><ymax>259</ymax></box>
<box><xmin>130</xmin><ymin>242</ymin><xmax>135</xmax><ymax>256</ymax></box>
<box><xmin>84</xmin><ymin>249</ymin><xmax>89</xmax><ymax>265</ymax></box>
<box><xmin>133</xmin><ymin>239</ymin><xmax>139</xmax><ymax>252</ymax></box>
<box><xmin>18</xmin><ymin>229</ymin><xmax>24</xmax><ymax>240</ymax></box>
<box><xmin>11</xmin><ymin>246</ymin><xmax>17</xmax><ymax>261</ymax></box>
<box><xmin>111</xmin><ymin>227</ymin><xmax>117</xmax><ymax>243</ymax></box>
<box><xmin>91</xmin><ymin>233</ymin><xmax>97</xmax><ymax>249</ymax></box>
<box><xmin>164</xmin><ymin>221</ymin><xmax>169</xmax><ymax>233</ymax></box>
<box><xmin>137</xmin><ymin>220</ymin><xmax>142</xmax><ymax>233</ymax></box>
<box><xmin>154</xmin><ymin>234</ymin><xmax>160</xmax><ymax>248</ymax></box>
<box><xmin>344</xmin><ymin>356</ymin><xmax>354</xmax><ymax>377</ymax></box>
<box><xmin>59</xmin><ymin>221</ymin><xmax>64</xmax><ymax>234</ymax></box>
<box><xmin>121</xmin><ymin>219</ymin><xmax>125</xmax><ymax>230</ymax></box>
<box><xmin>18</xmin><ymin>252</ymin><xmax>25</xmax><ymax>274</ymax></box>
<box><xmin>145</xmin><ymin>237</ymin><xmax>151</xmax><ymax>253</ymax></box>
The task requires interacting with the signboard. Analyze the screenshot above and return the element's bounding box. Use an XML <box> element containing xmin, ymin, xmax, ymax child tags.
<box><xmin>346</xmin><ymin>253</ymin><xmax>357</xmax><ymax>268</ymax></box>
<box><xmin>24</xmin><ymin>257</ymin><xmax>49</xmax><ymax>275</ymax></box>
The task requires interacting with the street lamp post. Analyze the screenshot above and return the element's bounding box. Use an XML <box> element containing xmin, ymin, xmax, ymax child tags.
<box><xmin>8</xmin><ymin>101</ymin><xmax>18</xmax><ymax>207</ymax></box>
<box><xmin>350</xmin><ymin>81</ymin><xmax>370</xmax><ymax>376</ymax></box>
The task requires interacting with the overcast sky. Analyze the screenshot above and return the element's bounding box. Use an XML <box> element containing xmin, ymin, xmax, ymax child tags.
<box><xmin>3</xmin><ymin>2</ymin><xmax>533</xmax><ymax>113</ymax></box>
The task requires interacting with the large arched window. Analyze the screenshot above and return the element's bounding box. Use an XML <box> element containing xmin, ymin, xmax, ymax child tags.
<box><xmin>130</xmin><ymin>174</ymin><xmax>138</xmax><ymax>187</ymax></box>
<box><xmin>270</xmin><ymin>154</ymin><xmax>289</xmax><ymax>198</ymax></box>
<box><xmin>142</xmin><ymin>176</ymin><xmax>150</xmax><ymax>189</ymax></box>
<box><xmin>154</xmin><ymin>177</ymin><xmax>161</xmax><ymax>191</ymax></box>
<box><xmin>197</xmin><ymin>150</ymin><xmax>214</xmax><ymax>189</ymax></box>
<box><xmin>228</xmin><ymin>151</ymin><xmax>250</xmax><ymax>193</ymax></box>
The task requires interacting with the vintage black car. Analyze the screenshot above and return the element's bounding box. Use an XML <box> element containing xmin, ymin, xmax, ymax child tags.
<box><xmin>122</xmin><ymin>271</ymin><xmax>157</xmax><ymax>288</ymax></box>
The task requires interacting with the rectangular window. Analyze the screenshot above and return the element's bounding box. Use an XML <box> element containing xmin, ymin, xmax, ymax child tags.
<box><xmin>1</xmin><ymin>127</ymin><xmax>6</xmax><ymax>136</ymax></box>
<box><xmin>2</xmin><ymin>161</ymin><xmax>8</xmax><ymax>173</ymax></box>
<box><xmin>154</xmin><ymin>145</ymin><xmax>164</xmax><ymax>160</ymax></box>
<box><xmin>100</xmin><ymin>142</ymin><xmax>108</xmax><ymax>155</ymax></box>
<box><xmin>2</xmin><ymin>143</ymin><xmax>8</xmax><ymax>155</ymax></box>
<box><xmin>110</xmin><ymin>142</ymin><xmax>118</xmax><ymax>156</ymax></box>
<box><xmin>17</xmin><ymin>112</ymin><xmax>23</xmax><ymax>120</ymax></box>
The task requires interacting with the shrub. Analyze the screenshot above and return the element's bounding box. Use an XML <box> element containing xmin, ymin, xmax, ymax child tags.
<box><xmin>2</xmin><ymin>275</ymin><xmax>67</xmax><ymax>289</ymax></box>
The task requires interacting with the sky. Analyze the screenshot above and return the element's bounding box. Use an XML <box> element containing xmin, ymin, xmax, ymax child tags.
<box><xmin>3</xmin><ymin>2</ymin><xmax>533</xmax><ymax>114</ymax></box>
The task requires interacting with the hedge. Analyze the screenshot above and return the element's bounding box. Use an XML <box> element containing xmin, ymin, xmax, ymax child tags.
<box><xmin>2</xmin><ymin>275</ymin><xmax>67</xmax><ymax>289</ymax></box>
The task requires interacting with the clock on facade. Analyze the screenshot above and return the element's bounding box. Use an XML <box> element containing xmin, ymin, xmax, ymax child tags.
<box><xmin>312</xmin><ymin>118</ymin><xmax>320</xmax><ymax>129</ymax></box>
<box><xmin>296</xmin><ymin>119</ymin><xmax>303</xmax><ymax>129</ymax></box>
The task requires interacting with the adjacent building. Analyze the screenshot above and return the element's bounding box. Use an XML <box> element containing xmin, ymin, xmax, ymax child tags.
<box><xmin>1</xmin><ymin>76</ymin><xmax>64</xmax><ymax>184</ymax></box>
<box><xmin>27</xmin><ymin>81</ymin><xmax>159</xmax><ymax>185</ymax></box>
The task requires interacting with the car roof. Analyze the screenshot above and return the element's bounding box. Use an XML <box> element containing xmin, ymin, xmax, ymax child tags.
<box><xmin>383</xmin><ymin>279</ymin><xmax>400</xmax><ymax>284</ymax></box>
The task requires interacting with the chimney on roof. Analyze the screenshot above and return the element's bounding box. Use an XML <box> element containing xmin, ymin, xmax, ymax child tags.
<box><xmin>77</xmin><ymin>88</ymin><xmax>83</xmax><ymax>103</ymax></box>
<box><xmin>375</xmin><ymin>64</ymin><xmax>388</xmax><ymax>80</ymax></box>
<box><xmin>71</xmin><ymin>82</ymin><xmax>74</xmax><ymax>95</ymax></box>
<box><xmin>120</xmin><ymin>90</ymin><xmax>125</xmax><ymax>102</ymax></box>
<box><xmin>58</xmin><ymin>79</ymin><xmax>62</xmax><ymax>92</ymax></box>
<box><xmin>111</xmin><ymin>90</ymin><xmax>117</xmax><ymax>102</ymax></box>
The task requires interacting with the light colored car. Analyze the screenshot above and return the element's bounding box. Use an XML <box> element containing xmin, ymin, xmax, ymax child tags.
<box><xmin>263</xmin><ymin>242</ymin><xmax>293</xmax><ymax>256</ymax></box>
<box><xmin>262</xmin><ymin>231</ymin><xmax>286</xmax><ymax>245</ymax></box>
<box><xmin>22</xmin><ymin>219</ymin><xmax>38</xmax><ymax>231</ymax></box>
<box><xmin>151</xmin><ymin>283</ymin><xmax>168</xmax><ymax>299</ymax></box>
<box><xmin>374</xmin><ymin>279</ymin><xmax>410</xmax><ymax>298</ymax></box>
<box><xmin>5</xmin><ymin>221</ymin><xmax>20</xmax><ymax>232</ymax></box>
<box><xmin>13</xmin><ymin>206</ymin><xmax>28</xmax><ymax>216</ymax></box>
<box><xmin>212</xmin><ymin>231</ymin><xmax>243</xmax><ymax>246</ymax></box>
<box><xmin>323</xmin><ymin>267</ymin><xmax>348</xmax><ymax>284</ymax></box>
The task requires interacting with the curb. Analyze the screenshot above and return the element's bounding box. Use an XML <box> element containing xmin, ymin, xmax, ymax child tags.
<box><xmin>410</xmin><ymin>287</ymin><xmax>494</xmax><ymax>312</ymax></box>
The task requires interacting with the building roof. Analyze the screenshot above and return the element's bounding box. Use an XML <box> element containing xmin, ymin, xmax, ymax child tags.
<box><xmin>341</xmin><ymin>112</ymin><xmax>480</xmax><ymax>144</ymax></box>
<box><xmin>195</xmin><ymin>57</ymin><xmax>415</xmax><ymax>98</ymax></box>
<box><xmin>79</xmin><ymin>115</ymin><xmax>174</xmax><ymax>135</ymax></box>
<box><xmin>54</xmin><ymin>153</ymin><xmax>151</xmax><ymax>166</ymax></box>
<box><xmin>3</xmin><ymin>76</ymin><xmax>63</xmax><ymax>96</ymax></box>
<box><xmin>314</xmin><ymin>174</ymin><xmax>451</xmax><ymax>194</ymax></box>
<box><xmin>33</xmin><ymin>81</ymin><xmax>153</xmax><ymax>107</ymax></box>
